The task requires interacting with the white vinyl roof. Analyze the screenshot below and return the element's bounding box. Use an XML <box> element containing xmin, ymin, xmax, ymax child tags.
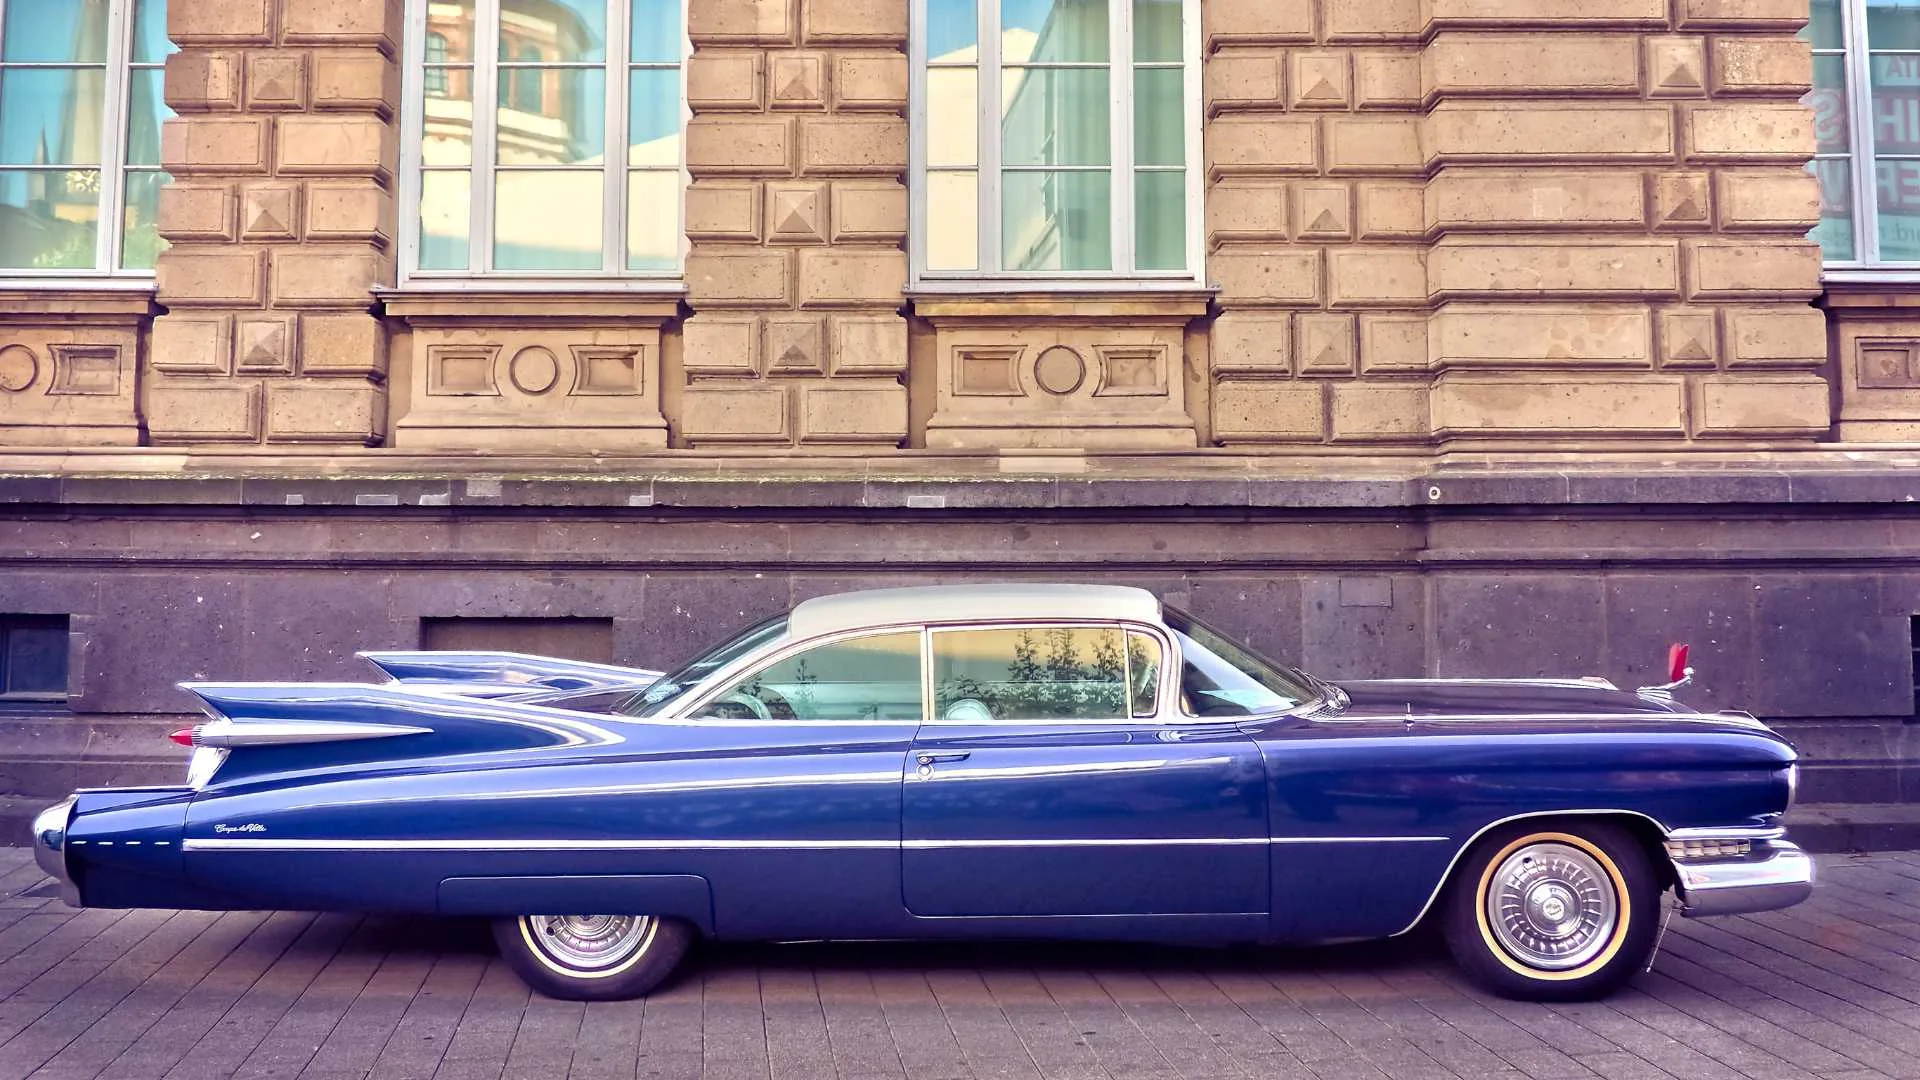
<box><xmin>787</xmin><ymin>584</ymin><xmax>1164</xmax><ymax>639</ymax></box>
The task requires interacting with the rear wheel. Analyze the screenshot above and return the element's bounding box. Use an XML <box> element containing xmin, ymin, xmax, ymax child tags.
<box><xmin>491</xmin><ymin>913</ymin><xmax>694</xmax><ymax>1001</ymax></box>
<box><xmin>1442</xmin><ymin>821</ymin><xmax>1663</xmax><ymax>1001</ymax></box>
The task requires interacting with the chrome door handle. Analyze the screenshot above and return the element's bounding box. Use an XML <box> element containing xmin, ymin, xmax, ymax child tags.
<box><xmin>917</xmin><ymin>752</ymin><xmax>970</xmax><ymax>766</ymax></box>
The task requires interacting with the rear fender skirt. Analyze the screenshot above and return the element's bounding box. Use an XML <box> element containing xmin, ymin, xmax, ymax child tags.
<box><xmin>437</xmin><ymin>874</ymin><xmax>715</xmax><ymax>934</ymax></box>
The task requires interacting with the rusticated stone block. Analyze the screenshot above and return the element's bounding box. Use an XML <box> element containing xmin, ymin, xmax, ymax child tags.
<box><xmin>300</xmin><ymin>313</ymin><xmax>385</xmax><ymax>376</ymax></box>
<box><xmin>265</xmin><ymin>382</ymin><xmax>382</xmax><ymax>445</ymax></box>
<box><xmin>146</xmin><ymin>380</ymin><xmax>261</xmax><ymax>443</ymax></box>
<box><xmin>1212</xmin><ymin>382</ymin><xmax>1324</xmax><ymax>443</ymax></box>
<box><xmin>150</xmin><ymin>315</ymin><xmax>233</xmax><ymax>375</ymax></box>
<box><xmin>1716</xmin><ymin>170</ymin><xmax>1821</xmax><ymax>230</ymax></box>
<box><xmin>1205</xmin><ymin>0</ymin><xmax>1315</xmax><ymax>45</ymax></box>
<box><xmin>1356</xmin><ymin>182</ymin><xmax>1423</xmax><ymax>239</ymax></box>
<box><xmin>276</xmin><ymin>115</ymin><xmax>391</xmax><ymax>180</ymax></box>
<box><xmin>240</xmin><ymin>183</ymin><xmax>299</xmax><ymax>241</ymax></box>
<box><xmin>801</xmin><ymin>118</ymin><xmax>907</xmax><ymax>174</ymax></box>
<box><xmin>272</xmin><ymin>251</ymin><xmax>380</xmax><ymax>307</ymax></box>
<box><xmin>770</xmin><ymin>54</ymin><xmax>826</xmax><ymax>108</ymax></box>
<box><xmin>1711</xmin><ymin>37</ymin><xmax>1809</xmax><ymax>94</ymax></box>
<box><xmin>282</xmin><ymin>0</ymin><xmax>399</xmax><ymax>48</ymax></box>
<box><xmin>246</xmin><ymin>54</ymin><xmax>306</xmax><ymax>110</ymax></box>
<box><xmin>1331</xmin><ymin>384</ymin><xmax>1429</xmax><ymax>441</ymax></box>
<box><xmin>1651</xmin><ymin>172</ymin><xmax>1713</xmax><ymax>230</ymax></box>
<box><xmin>169</xmin><ymin>0</ymin><xmax>271</xmax><ymax>44</ymax></box>
<box><xmin>1430</xmin><ymin>305</ymin><xmax>1652</xmax><ymax>369</ymax></box>
<box><xmin>1646</xmin><ymin>36</ymin><xmax>1709</xmax><ymax>97</ymax></box>
<box><xmin>1209</xmin><ymin>181</ymin><xmax>1289</xmax><ymax>243</ymax></box>
<box><xmin>796</xmin><ymin>249</ymin><xmax>905</xmax><ymax>307</ymax></box>
<box><xmin>1659</xmin><ymin>309</ymin><xmax>1720</xmax><ymax>367</ymax></box>
<box><xmin>830</xmin><ymin>181</ymin><xmax>907</xmax><ymax>242</ymax></box>
<box><xmin>1423</xmin><ymin>34</ymin><xmax>1639</xmax><ymax>96</ymax></box>
<box><xmin>764</xmin><ymin>316</ymin><xmax>826</xmax><ymax>375</ymax></box>
<box><xmin>1211</xmin><ymin>313</ymin><xmax>1293</xmax><ymax>376</ymax></box>
<box><xmin>688</xmin><ymin>52</ymin><xmax>767</xmax><ymax>111</ymax></box>
<box><xmin>162</xmin><ymin>116</ymin><xmax>269</xmax><ymax>174</ymax></box>
<box><xmin>156</xmin><ymin>248</ymin><xmax>265</xmax><ymax>306</ymax></box>
<box><xmin>1726</xmin><ymin>308</ymin><xmax>1828</xmax><ymax>367</ymax></box>
<box><xmin>311</xmin><ymin>51</ymin><xmax>397</xmax><ymax>114</ymax></box>
<box><xmin>157</xmin><ymin>184</ymin><xmax>237</xmax><ymax>242</ymax></box>
<box><xmin>1206</xmin><ymin>54</ymin><xmax>1283</xmax><ymax>113</ymax></box>
<box><xmin>1208</xmin><ymin>118</ymin><xmax>1318</xmax><ymax>176</ymax></box>
<box><xmin>1693</xmin><ymin>375</ymin><xmax>1830</xmax><ymax>436</ymax></box>
<box><xmin>689</xmin><ymin>0</ymin><xmax>794</xmax><ymax>43</ymax></box>
<box><xmin>680</xmin><ymin>387</ymin><xmax>792</xmax><ymax>444</ymax></box>
<box><xmin>1430</xmin><ymin>373</ymin><xmax>1686</xmax><ymax>436</ymax></box>
<box><xmin>1292</xmin><ymin>53</ymin><xmax>1351</xmax><ymax>109</ymax></box>
<box><xmin>1678</xmin><ymin>0</ymin><xmax>1807</xmax><ymax>28</ymax></box>
<box><xmin>835</xmin><ymin>54</ymin><xmax>908</xmax><ymax>110</ymax></box>
<box><xmin>802</xmin><ymin>0</ymin><xmax>906</xmax><ymax>43</ymax></box>
<box><xmin>1429</xmin><ymin>240</ymin><xmax>1679</xmax><ymax>298</ymax></box>
<box><xmin>1211</xmin><ymin>250</ymin><xmax>1323</xmax><ymax>306</ymax></box>
<box><xmin>305</xmin><ymin>181</ymin><xmax>390</xmax><ymax>244</ymax></box>
<box><xmin>687</xmin><ymin>250</ymin><xmax>793</xmax><ymax>306</ymax></box>
<box><xmin>1355</xmin><ymin>53</ymin><xmax>1421</xmax><ymax>109</ymax></box>
<box><xmin>1329</xmin><ymin>249</ymin><xmax>1426</xmax><ymax>306</ymax></box>
<box><xmin>1298</xmin><ymin>314</ymin><xmax>1358</xmax><ymax>375</ymax></box>
<box><xmin>235</xmin><ymin>314</ymin><xmax>297</xmax><ymax>373</ymax></box>
<box><xmin>1425</xmin><ymin>104</ymin><xmax>1674</xmax><ymax>163</ymax></box>
<box><xmin>800</xmin><ymin>382</ymin><xmax>908</xmax><ymax>444</ymax></box>
<box><xmin>164</xmin><ymin>52</ymin><xmax>242</xmax><ymax>111</ymax></box>
<box><xmin>1685</xmin><ymin>240</ymin><xmax>1822</xmax><ymax>299</ymax></box>
<box><xmin>766</xmin><ymin>183</ymin><xmax>829</xmax><ymax>244</ymax></box>
<box><xmin>1295</xmin><ymin>184</ymin><xmax>1351</xmax><ymax>239</ymax></box>
<box><xmin>1362</xmin><ymin>315</ymin><xmax>1430</xmax><ymax>371</ymax></box>
<box><xmin>1685</xmin><ymin>104</ymin><xmax>1814</xmax><ymax>161</ymax></box>
<box><xmin>686</xmin><ymin>118</ymin><xmax>792</xmax><ymax>175</ymax></box>
<box><xmin>1426</xmin><ymin>170</ymin><xmax>1645</xmax><ymax>232</ymax></box>
<box><xmin>1426</xmin><ymin>0</ymin><xmax>1667</xmax><ymax>24</ymax></box>
<box><xmin>831</xmin><ymin>315</ymin><xmax>908</xmax><ymax>376</ymax></box>
<box><xmin>1326</xmin><ymin>0</ymin><xmax>1422</xmax><ymax>41</ymax></box>
<box><xmin>686</xmin><ymin>182</ymin><xmax>764</xmax><ymax>242</ymax></box>
<box><xmin>1326</xmin><ymin>118</ymin><xmax>1421</xmax><ymax>174</ymax></box>
<box><xmin>684</xmin><ymin>316</ymin><xmax>762</xmax><ymax>378</ymax></box>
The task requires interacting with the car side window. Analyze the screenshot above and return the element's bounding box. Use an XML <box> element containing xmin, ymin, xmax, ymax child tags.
<box><xmin>692</xmin><ymin>631</ymin><xmax>923</xmax><ymax>722</ymax></box>
<box><xmin>1127</xmin><ymin>631</ymin><xmax>1161</xmax><ymax>718</ymax></box>
<box><xmin>933</xmin><ymin>626</ymin><xmax>1127</xmax><ymax>722</ymax></box>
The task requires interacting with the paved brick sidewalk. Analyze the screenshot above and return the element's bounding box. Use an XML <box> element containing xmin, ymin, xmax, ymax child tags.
<box><xmin>2</xmin><ymin>851</ymin><xmax>1919</xmax><ymax>1080</ymax></box>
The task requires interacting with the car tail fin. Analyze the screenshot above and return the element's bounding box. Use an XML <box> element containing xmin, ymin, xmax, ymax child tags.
<box><xmin>175</xmin><ymin>683</ymin><xmax>435</xmax><ymax>748</ymax></box>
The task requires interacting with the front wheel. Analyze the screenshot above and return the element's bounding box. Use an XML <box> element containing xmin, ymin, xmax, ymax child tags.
<box><xmin>491</xmin><ymin>914</ymin><xmax>694</xmax><ymax>1001</ymax></box>
<box><xmin>1441</xmin><ymin>821</ymin><xmax>1664</xmax><ymax>1001</ymax></box>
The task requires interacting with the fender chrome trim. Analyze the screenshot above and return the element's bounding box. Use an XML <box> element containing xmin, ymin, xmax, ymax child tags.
<box><xmin>1672</xmin><ymin>840</ymin><xmax>1814</xmax><ymax>918</ymax></box>
<box><xmin>182</xmin><ymin>719</ymin><xmax>434</xmax><ymax>748</ymax></box>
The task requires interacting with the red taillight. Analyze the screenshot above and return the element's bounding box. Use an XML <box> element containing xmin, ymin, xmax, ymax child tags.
<box><xmin>1667</xmin><ymin>643</ymin><xmax>1691</xmax><ymax>684</ymax></box>
<box><xmin>168</xmin><ymin>728</ymin><xmax>197</xmax><ymax>747</ymax></box>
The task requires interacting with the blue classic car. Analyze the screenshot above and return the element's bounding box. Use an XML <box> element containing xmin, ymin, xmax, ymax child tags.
<box><xmin>31</xmin><ymin>584</ymin><xmax>1810</xmax><ymax>1002</ymax></box>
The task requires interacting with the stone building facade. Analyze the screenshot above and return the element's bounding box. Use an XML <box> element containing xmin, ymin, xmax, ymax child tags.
<box><xmin>3</xmin><ymin>0</ymin><xmax>1920</xmax><ymax>838</ymax></box>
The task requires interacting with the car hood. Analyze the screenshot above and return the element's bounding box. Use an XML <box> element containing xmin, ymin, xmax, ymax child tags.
<box><xmin>1334</xmin><ymin>677</ymin><xmax>1690</xmax><ymax>720</ymax></box>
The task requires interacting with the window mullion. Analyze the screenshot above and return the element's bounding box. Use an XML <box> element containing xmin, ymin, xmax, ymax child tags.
<box><xmin>97</xmin><ymin>0</ymin><xmax>133</xmax><ymax>273</ymax></box>
<box><xmin>909</xmin><ymin>0</ymin><xmax>927</xmax><ymax>283</ymax></box>
<box><xmin>1110</xmin><ymin>0</ymin><xmax>1130</xmax><ymax>273</ymax></box>
<box><xmin>980</xmin><ymin>0</ymin><xmax>1000</xmax><ymax>274</ymax></box>
<box><xmin>1845</xmin><ymin>0</ymin><xmax>1880</xmax><ymax>264</ymax></box>
<box><xmin>399</xmin><ymin>0</ymin><xmax>425</xmax><ymax>279</ymax></box>
<box><xmin>475</xmin><ymin>0</ymin><xmax>502</xmax><ymax>273</ymax></box>
<box><xmin>605</xmin><ymin>0</ymin><xmax>627</xmax><ymax>274</ymax></box>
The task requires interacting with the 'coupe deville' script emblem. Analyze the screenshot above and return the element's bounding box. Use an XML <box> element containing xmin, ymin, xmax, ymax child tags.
<box><xmin>213</xmin><ymin>823</ymin><xmax>266</xmax><ymax>834</ymax></box>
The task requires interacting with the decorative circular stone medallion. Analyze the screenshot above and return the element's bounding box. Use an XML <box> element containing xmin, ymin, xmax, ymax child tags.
<box><xmin>1032</xmin><ymin>345</ymin><xmax>1086</xmax><ymax>396</ymax></box>
<box><xmin>0</xmin><ymin>345</ymin><xmax>38</xmax><ymax>393</ymax></box>
<box><xmin>508</xmin><ymin>346</ymin><xmax>561</xmax><ymax>395</ymax></box>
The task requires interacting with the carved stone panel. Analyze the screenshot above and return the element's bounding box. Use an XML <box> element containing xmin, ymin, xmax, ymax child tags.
<box><xmin>384</xmin><ymin>293</ymin><xmax>676</xmax><ymax>453</ymax></box>
<box><xmin>914</xmin><ymin>295</ymin><xmax>1206</xmax><ymax>450</ymax></box>
<box><xmin>0</xmin><ymin>291</ymin><xmax>156</xmax><ymax>447</ymax></box>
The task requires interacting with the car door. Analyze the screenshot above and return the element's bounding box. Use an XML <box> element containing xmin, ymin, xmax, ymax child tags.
<box><xmin>902</xmin><ymin>623</ymin><xmax>1269</xmax><ymax>919</ymax></box>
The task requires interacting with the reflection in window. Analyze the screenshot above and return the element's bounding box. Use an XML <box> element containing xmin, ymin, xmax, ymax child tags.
<box><xmin>933</xmin><ymin>626</ymin><xmax>1128</xmax><ymax>721</ymax></box>
<box><xmin>0</xmin><ymin>0</ymin><xmax>172</xmax><ymax>274</ymax></box>
<box><xmin>411</xmin><ymin>0</ymin><xmax>684</xmax><ymax>277</ymax></box>
<box><xmin>1807</xmin><ymin>0</ymin><xmax>1920</xmax><ymax>265</ymax></box>
<box><xmin>695</xmin><ymin>632</ymin><xmax>923</xmax><ymax>722</ymax></box>
<box><xmin>917</xmin><ymin>0</ymin><xmax>1194</xmax><ymax>280</ymax></box>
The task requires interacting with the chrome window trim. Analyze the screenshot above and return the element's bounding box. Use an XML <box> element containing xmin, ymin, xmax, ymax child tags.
<box><xmin>183</xmin><ymin>834</ymin><xmax>1453</xmax><ymax>853</ymax></box>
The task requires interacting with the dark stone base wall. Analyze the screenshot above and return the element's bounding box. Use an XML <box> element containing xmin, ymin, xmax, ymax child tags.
<box><xmin>6</xmin><ymin>464</ymin><xmax>1920</xmax><ymax>839</ymax></box>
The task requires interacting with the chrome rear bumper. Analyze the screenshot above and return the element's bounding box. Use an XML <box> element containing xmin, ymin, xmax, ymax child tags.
<box><xmin>31</xmin><ymin>797</ymin><xmax>79</xmax><ymax>907</ymax></box>
<box><xmin>1672</xmin><ymin>840</ymin><xmax>1813</xmax><ymax>918</ymax></box>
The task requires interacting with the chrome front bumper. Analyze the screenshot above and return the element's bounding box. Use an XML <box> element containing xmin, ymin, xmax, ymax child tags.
<box><xmin>1672</xmin><ymin>840</ymin><xmax>1814</xmax><ymax>918</ymax></box>
<box><xmin>31</xmin><ymin>797</ymin><xmax>80</xmax><ymax>907</ymax></box>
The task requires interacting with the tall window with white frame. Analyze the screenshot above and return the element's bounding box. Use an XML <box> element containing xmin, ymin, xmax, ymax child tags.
<box><xmin>406</xmin><ymin>0</ymin><xmax>684</xmax><ymax>281</ymax></box>
<box><xmin>0</xmin><ymin>0</ymin><xmax>172</xmax><ymax>277</ymax></box>
<box><xmin>912</xmin><ymin>0</ymin><xmax>1201</xmax><ymax>286</ymax></box>
<box><xmin>1807</xmin><ymin>0</ymin><xmax>1920</xmax><ymax>270</ymax></box>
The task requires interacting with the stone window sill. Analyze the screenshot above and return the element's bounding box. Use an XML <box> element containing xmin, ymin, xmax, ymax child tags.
<box><xmin>907</xmin><ymin>289</ymin><xmax>1213</xmax><ymax>321</ymax></box>
<box><xmin>379</xmin><ymin>289</ymin><xmax>685</xmax><ymax>321</ymax></box>
<box><xmin>0</xmin><ymin>286</ymin><xmax>159</xmax><ymax>318</ymax></box>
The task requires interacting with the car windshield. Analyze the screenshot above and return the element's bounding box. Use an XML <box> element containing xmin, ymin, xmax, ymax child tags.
<box><xmin>1164</xmin><ymin>607</ymin><xmax>1324</xmax><ymax>717</ymax></box>
<box><xmin>619</xmin><ymin>615</ymin><xmax>789</xmax><ymax>718</ymax></box>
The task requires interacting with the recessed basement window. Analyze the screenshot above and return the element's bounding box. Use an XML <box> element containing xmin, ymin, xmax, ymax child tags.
<box><xmin>420</xmin><ymin>617</ymin><xmax>615</xmax><ymax>665</ymax></box>
<box><xmin>0</xmin><ymin>616</ymin><xmax>69</xmax><ymax>700</ymax></box>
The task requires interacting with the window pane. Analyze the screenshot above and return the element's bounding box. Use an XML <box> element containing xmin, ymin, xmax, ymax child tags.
<box><xmin>933</xmin><ymin>627</ymin><xmax>1126</xmax><ymax>722</ymax></box>
<box><xmin>1810</xmin><ymin>159</ymin><xmax>1855</xmax><ymax>260</ymax></box>
<box><xmin>627</xmin><ymin>169</ymin><xmax>678</xmax><ymax>270</ymax></box>
<box><xmin>628</xmin><ymin>68</ymin><xmax>680</xmax><ymax>167</ymax></box>
<box><xmin>499</xmin><ymin>0</ymin><xmax>607</xmax><ymax>63</ymax></box>
<box><xmin>1126</xmin><ymin>631</ymin><xmax>1160</xmax><ymax>718</ymax></box>
<box><xmin>426</xmin><ymin>0</ymin><xmax>477</xmax><ymax>63</ymax></box>
<box><xmin>1868</xmin><ymin>0</ymin><xmax>1920</xmax><ymax>49</ymax></box>
<box><xmin>0</xmin><ymin>70</ymin><xmax>106</xmax><ymax>166</ymax></box>
<box><xmin>419</xmin><ymin>171</ymin><xmax>472</xmax><ymax>270</ymax></box>
<box><xmin>122</xmin><ymin>169</ymin><xmax>167</xmax><ymax>270</ymax></box>
<box><xmin>495</xmin><ymin>169</ymin><xmax>602</xmax><ymax>269</ymax></box>
<box><xmin>1871</xmin><ymin>55</ymin><xmax>1920</xmax><ymax>155</ymax></box>
<box><xmin>1134</xmin><ymin>169</ymin><xmax>1184</xmax><ymax>271</ymax></box>
<box><xmin>696</xmin><ymin>632</ymin><xmax>923</xmax><ymax>722</ymax></box>
<box><xmin>2</xmin><ymin>0</ymin><xmax>108</xmax><ymax>63</ymax></box>
<box><xmin>928</xmin><ymin>0</ymin><xmax>978</xmax><ymax>59</ymax></box>
<box><xmin>497</xmin><ymin>68</ymin><xmax>606</xmax><ymax>165</ymax></box>
<box><xmin>1809</xmin><ymin>55</ymin><xmax>1849</xmax><ymax>155</ymax></box>
<box><xmin>1003</xmin><ymin>169</ymin><xmax>1110</xmax><ymax>271</ymax></box>
<box><xmin>926</xmin><ymin>171</ymin><xmax>979</xmax><ymax>270</ymax></box>
<box><xmin>5</xmin><ymin>625</ymin><xmax>68</xmax><ymax>696</ymax></box>
<box><xmin>0</xmin><ymin>169</ymin><xmax>99</xmax><ymax>269</ymax></box>
<box><xmin>1001</xmin><ymin>69</ymin><xmax>1109</xmax><ymax>166</ymax></box>
<box><xmin>1133</xmin><ymin>67</ymin><xmax>1182</xmax><ymax>166</ymax></box>
<box><xmin>1133</xmin><ymin>0</ymin><xmax>1181</xmax><ymax>62</ymax></box>
<box><xmin>631</xmin><ymin>0</ymin><xmax>682</xmax><ymax>64</ymax></box>
<box><xmin>126</xmin><ymin>69</ymin><xmax>169</xmax><ymax>168</ymax></box>
<box><xmin>1002</xmin><ymin>0</ymin><xmax>1108</xmax><ymax>64</ymax></box>
<box><xmin>422</xmin><ymin>76</ymin><xmax>475</xmax><ymax>167</ymax></box>
<box><xmin>927</xmin><ymin>68</ymin><xmax>978</xmax><ymax>167</ymax></box>
<box><xmin>131</xmin><ymin>0</ymin><xmax>177</xmax><ymax>63</ymax></box>
<box><xmin>1877</xmin><ymin>158</ymin><xmax>1920</xmax><ymax>259</ymax></box>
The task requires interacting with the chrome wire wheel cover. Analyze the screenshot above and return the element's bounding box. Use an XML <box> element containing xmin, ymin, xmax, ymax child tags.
<box><xmin>1484</xmin><ymin>842</ymin><xmax>1619</xmax><ymax>971</ymax></box>
<box><xmin>523</xmin><ymin>915</ymin><xmax>656</xmax><ymax>973</ymax></box>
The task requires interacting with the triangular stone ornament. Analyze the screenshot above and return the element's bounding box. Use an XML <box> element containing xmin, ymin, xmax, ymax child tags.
<box><xmin>780</xmin><ymin>206</ymin><xmax>811</xmax><ymax>234</ymax></box>
<box><xmin>778</xmin><ymin>71</ymin><xmax>810</xmax><ymax>100</ymax></box>
<box><xmin>1675</xmin><ymin>338</ymin><xmax>1711</xmax><ymax>361</ymax></box>
<box><xmin>1314</xmin><ymin>343</ymin><xmax>1340</xmax><ymax>367</ymax></box>
<box><xmin>258</xmin><ymin>75</ymin><xmax>290</xmax><ymax>100</ymax></box>
<box><xmin>244</xmin><ymin>326</ymin><xmax>282</xmax><ymax>366</ymax></box>
<box><xmin>249</xmin><ymin>204</ymin><xmax>285</xmax><ymax>235</ymax></box>
<box><xmin>1304</xmin><ymin>77</ymin><xmax>1340</xmax><ymax>100</ymax></box>
<box><xmin>1308</xmin><ymin>209</ymin><xmax>1340</xmax><ymax>233</ymax></box>
<box><xmin>1668</xmin><ymin>195</ymin><xmax>1705</xmax><ymax>221</ymax></box>
<box><xmin>777</xmin><ymin>343</ymin><xmax>809</xmax><ymax>369</ymax></box>
<box><xmin>1661</xmin><ymin>61</ymin><xmax>1702</xmax><ymax>90</ymax></box>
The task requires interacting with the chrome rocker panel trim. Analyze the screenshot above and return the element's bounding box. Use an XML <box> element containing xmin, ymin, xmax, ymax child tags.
<box><xmin>32</xmin><ymin>797</ymin><xmax>79</xmax><ymax>908</ymax></box>
<box><xmin>1671</xmin><ymin>840</ymin><xmax>1815</xmax><ymax>918</ymax></box>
